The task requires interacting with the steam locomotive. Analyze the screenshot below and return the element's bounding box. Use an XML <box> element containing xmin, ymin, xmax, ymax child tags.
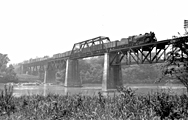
<box><xmin>128</xmin><ymin>31</ymin><xmax>156</xmax><ymax>46</ymax></box>
<box><xmin>105</xmin><ymin>31</ymin><xmax>157</xmax><ymax>49</ymax></box>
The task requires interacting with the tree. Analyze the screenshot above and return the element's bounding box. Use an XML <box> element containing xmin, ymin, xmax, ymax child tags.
<box><xmin>0</xmin><ymin>53</ymin><xmax>10</xmax><ymax>71</ymax></box>
<box><xmin>161</xmin><ymin>36</ymin><xmax>188</xmax><ymax>91</ymax></box>
<box><xmin>0</xmin><ymin>53</ymin><xmax>18</xmax><ymax>83</ymax></box>
<box><xmin>79</xmin><ymin>57</ymin><xmax>103</xmax><ymax>84</ymax></box>
<box><xmin>122</xmin><ymin>64</ymin><xmax>160</xmax><ymax>84</ymax></box>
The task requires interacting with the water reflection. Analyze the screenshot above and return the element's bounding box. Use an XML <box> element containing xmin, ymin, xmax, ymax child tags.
<box><xmin>12</xmin><ymin>84</ymin><xmax>102</xmax><ymax>97</ymax></box>
<box><xmin>43</xmin><ymin>84</ymin><xmax>47</xmax><ymax>96</ymax></box>
<box><xmin>2</xmin><ymin>83</ymin><xmax>187</xmax><ymax>97</ymax></box>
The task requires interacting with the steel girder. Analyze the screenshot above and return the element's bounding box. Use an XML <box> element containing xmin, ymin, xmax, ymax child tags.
<box><xmin>70</xmin><ymin>36</ymin><xmax>110</xmax><ymax>59</ymax></box>
<box><xmin>23</xmin><ymin>58</ymin><xmax>52</xmax><ymax>67</ymax></box>
<box><xmin>22</xmin><ymin>59</ymin><xmax>66</xmax><ymax>74</ymax></box>
<box><xmin>47</xmin><ymin>59</ymin><xmax>66</xmax><ymax>71</ymax></box>
<box><xmin>110</xmin><ymin>45</ymin><xmax>169</xmax><ymax>65</ymax></box>
<box><xmin>110</xmin><ymin>36</ymin><xmax>188</xmax><ymax>65</ymax></box>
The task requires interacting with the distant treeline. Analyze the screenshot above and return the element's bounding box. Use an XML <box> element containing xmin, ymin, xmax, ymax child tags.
<box><xmin>13</xmin><ymin>56</ymin><xmax>179</xmax><ymax>84</ymax></box>
<box><xmin>56</xmin><ymin>56</ymin><xmax>180</xmax><ymax>84</ymax></box>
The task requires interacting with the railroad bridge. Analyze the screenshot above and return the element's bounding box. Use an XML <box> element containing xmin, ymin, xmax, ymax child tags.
<box><xmin>20</xmin><ymin>35</ymin><xmax>188</xmax><ymax>91</ymax></box>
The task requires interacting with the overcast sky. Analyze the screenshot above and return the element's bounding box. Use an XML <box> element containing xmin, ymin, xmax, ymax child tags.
<box><xmin>0</xmin><ymin>0</ymin><xmax>187</xmax><ymax>64</ymax></box>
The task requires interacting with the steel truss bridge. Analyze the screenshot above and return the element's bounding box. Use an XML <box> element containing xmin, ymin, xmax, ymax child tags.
<box><xmin>21</xmin><ymin>35</ymin><xmax>188</xmax><ymax>90</ymax></box>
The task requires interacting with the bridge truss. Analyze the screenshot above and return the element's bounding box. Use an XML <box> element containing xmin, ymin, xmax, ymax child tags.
<box><xmin>70</xmin><ymin>36</ymin><xmax>110</xmax><ymax>59</ymax></box>
<box><xmin>47</xmin><ymin>58</ymin><xmax>66</xmax><ymax>70</ymax></box>
<box><xmin>110</xmin><ymin>36</ymin><xmax>188</xmax><ymax>65</ymax></box>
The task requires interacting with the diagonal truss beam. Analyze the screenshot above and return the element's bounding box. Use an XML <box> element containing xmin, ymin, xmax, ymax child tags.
<box><xmin>110</xmin><ymin>43</ymin><xmax>173</xmax><ymax>65</ymax></box>
<box><xmin>70</xmin><ymin>36</ymin><xmax>110</xmax><ymax>57</ymax></box>
<box><xmin>47</xmin><ymin>59</ymin><xmax>66</xmax><ymax>70</ymax></box>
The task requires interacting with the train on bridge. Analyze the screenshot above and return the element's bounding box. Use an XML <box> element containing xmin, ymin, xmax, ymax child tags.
<box><xmin>21</xmin><ymin>31</ymin><xmax>157</xmax><ymax>63</ymax></box>
<box><xmin>22</xmin><ymin>56</ymin><xmax>50</xmax><ymax>64</ymax></box>
<box><xmin>52</xmin><ymin>31</ymin><xmax>157</xmax><ymax>59</ymax></box>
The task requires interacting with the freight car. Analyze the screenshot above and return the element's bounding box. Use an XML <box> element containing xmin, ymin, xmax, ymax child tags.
<box><xmin>53</xmin><ymin>53</ymin><xmax>60</xmax><ymax>59</ymax></box>
<box><xmin>52</xmin><ymin>51</ymin><xmax>72</xmax><ymax>59</ymax></box>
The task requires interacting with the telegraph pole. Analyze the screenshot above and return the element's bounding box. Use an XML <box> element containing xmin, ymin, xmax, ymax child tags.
<box><xmin>184</xmin><ymin>20</ymin><xmax>188</xmax><ymax>35</ymax></box>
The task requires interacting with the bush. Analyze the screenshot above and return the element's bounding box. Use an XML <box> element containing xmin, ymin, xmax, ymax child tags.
<box><xmin>0</xmin><ymin>86</ymin><xmax>187</xmax><ymax>120</ymax></box>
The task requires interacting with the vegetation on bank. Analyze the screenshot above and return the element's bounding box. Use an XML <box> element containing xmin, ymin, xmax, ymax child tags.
<box><xmin>16</xmin><ymin>74</ymin><xmax>41</xmax><ymax>83</ymax></box>
<box><xmin>160</xmin><ymin>38</ymin><xmax>188</xmax><ymax>92</ymax></box>
<box><xmin>0</xmin><ymin>85</ymin><xmax>187</xmax><ymax>120</ymax></box>
<box><xmin>0</xmin><ymin>53</ymin><xmax>18</xmax><ymax>83</ymax></box>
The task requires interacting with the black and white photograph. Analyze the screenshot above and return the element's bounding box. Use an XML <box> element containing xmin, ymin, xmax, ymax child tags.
<box><xmin>0</xmin><ymin>0</ymin><xmax>188</xmax><ymax>119</ymax></box>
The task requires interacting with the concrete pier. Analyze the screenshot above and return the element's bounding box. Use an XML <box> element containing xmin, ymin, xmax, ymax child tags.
<box><xmin>23</xmin><ymin>66</ymin><xmax>27</xmax><ymax>74</ymax></box>
<box><xmin>44</xmin><ymin>70</ymin><xmax>47</xmax><ymax>84</ymax></box>
<box><xmin>64</xmin><ymin>59</ymin><xmax>81</xmax><ymax>87</ymax></box>
<box><xmin>46</xmin><ymin>70</ymin><xmax>56</xmax><ymax>83</ymax></box>
<box><xmin>44</xmin><ymin>65</ymin><xmax>56</xmax><ymax>83</ymax></box>
<box><xmin>102</xmin><ymin>53</ymin><xmax>123</xmax><ymax>91</ymax></box>
<box><xmin>43</xmin><ymin>65</ymin><xmax>48</xmax><ymax>83</ymax></box>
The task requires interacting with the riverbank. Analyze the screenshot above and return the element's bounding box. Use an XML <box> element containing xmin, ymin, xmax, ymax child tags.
<box><xmin>16</xmin><ymin>74</ymin><xmax>41</xmax><ymax>82</ymax></box>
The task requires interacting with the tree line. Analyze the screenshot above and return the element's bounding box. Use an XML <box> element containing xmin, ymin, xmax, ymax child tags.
<box><xmin>56</xmin><ymin>56</ymin><xmax>178</xmax><ymax>85</ymax></box>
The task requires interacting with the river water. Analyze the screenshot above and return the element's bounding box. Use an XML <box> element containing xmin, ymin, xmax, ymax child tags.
<box><xmin>0</xmin><ymin>83</ymin><xmax>187</xmax><ymax>97</ymax></box>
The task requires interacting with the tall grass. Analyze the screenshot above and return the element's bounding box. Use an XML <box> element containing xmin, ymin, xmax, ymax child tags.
<box><xmin>0</xmin><ymin>85</ymin><xmax>187</xmax><ymax>120</ymax></box>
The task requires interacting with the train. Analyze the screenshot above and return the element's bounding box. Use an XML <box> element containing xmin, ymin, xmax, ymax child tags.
<box><xmin>52</xmin><ymin>31</ymin><xmax>157</xmax><ymax>59</ymax></box>
<box><xmin>23</xmin><ymin>31</ymin><xmax>157</xmax><ymax>61</ymax></box>
<box><xmin>52</xmin><ymin>51</ymin><xmax>72</xmax><ymax>59</ymax></box>
<box><xmin>23</xmin><ymin>56</ymin><xmax>50</xmax><ymax>64</ymax></box>
<box><xmin>119</xmin><ymin>31</ymin><xmax>156</xmax><ymax>46</ymax></box>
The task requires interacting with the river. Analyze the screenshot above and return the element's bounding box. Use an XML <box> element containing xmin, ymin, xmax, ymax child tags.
<box><xmin>0</xmin><ymin>83</ymin><xmax>187</xmax><ymax>97</ymax></box>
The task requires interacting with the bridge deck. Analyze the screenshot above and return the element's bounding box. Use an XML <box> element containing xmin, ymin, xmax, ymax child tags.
<box><xmin>22</xmin><ymin>35</ymin><xmax>188</xmax><ymax>67</ymax></box>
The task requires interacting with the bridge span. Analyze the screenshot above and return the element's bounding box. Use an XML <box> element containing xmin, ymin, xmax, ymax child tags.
<box><xmin>20</xmin><ymin>34</ymin><xmax>188</xmax><ymax>91</ymax></box>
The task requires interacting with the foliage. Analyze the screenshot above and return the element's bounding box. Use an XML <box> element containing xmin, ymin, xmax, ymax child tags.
<box><xmin>16</xmin><ymin>74</ymin><xmax>40</xmax><ymax>83</ymax></box>
<box><xmin>13</xmin><ymin>63</ymin><xmax>22</xmax><ymax>74</ymax></box>
<box><xmin>0</xmin><ymin>86</ymin><xmax>188</xmax><ymax>119</ymax></box>
<box><xmin>122</xmin><ymin>64</ymin><xmax>161</xmax><ymax>84</ymax></box>
<box><xmin>0</xmin><ymin>53</ymin><xmax>18</xmax><ymax>83</ymax></box>
<box><xmin>0</xmin><ymin>85</ymin><xmax>15</xmax><ymax>117</ymax></box>
<box><xmin>55</xmin><ymin>69</ymin><xmax>66</xmax><ymax>83</ymax></box>
<box><xmin>0</xmin><ymin>53</ymin><xmax>10</xmax><ymax>70</ymax></box>
<box><xmin>79</xmin><ymin>56</ymin><xmax>164</xmax><ymax>84</ymax></box>
<box><xmin>161</xmin><ymin>38</ymin><xmax>188</xmax><ymax>91</ymax></box>
<box><xmin>80</xmin><ymin>57</ymin><xmax>104</xmax><ymax>84</ymax></box>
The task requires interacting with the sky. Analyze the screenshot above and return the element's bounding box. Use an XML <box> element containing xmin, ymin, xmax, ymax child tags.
<box><xmin>0</xmin><ymin>0</ymin><xmax>187</xmax><ymax>64</ymax></box>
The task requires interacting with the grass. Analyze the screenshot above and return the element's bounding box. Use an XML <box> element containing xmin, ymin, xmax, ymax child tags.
<box><xmin>0</xmin><ymin>85</ymin><xmax>188</xmax><ymax>120</ymax></box>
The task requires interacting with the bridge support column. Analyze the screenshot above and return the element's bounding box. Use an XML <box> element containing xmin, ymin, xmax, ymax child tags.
<box><xmin>44</xmin><ymin>70</ymin><xmax>47</xmax><ymax>84</ymax></box>
<box><xmin>64</xmin><ymin>59</ymin><xmax>81</xmax><ymax>87</ymax></box>
<box><xmin>46</xmin><ymin>70</ymin><xmax>56</xmax><ymax>83</ymax></box>
<box><xmin>102</xmin><ymin>52</ymin><xmax>123</xmax><ymax>91</ymax></box>
<box><xmin>21</xmin><ymin>65</ymin><xmax>26</xmax><ymax>74</ymax></box>
<box><xmin>28</xmin><ymin>67</ymin><xmax>31</xmax><ymax>75</ymax></box>
<box><xmin>38</xmin><ymin>72</ymin><xmax>44</xmax><ymax>80</ymax></box>
<box><xmin>43</xmin><ymin>65</ymin><xmax>47</xmax><ymax>83</ymax></box>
